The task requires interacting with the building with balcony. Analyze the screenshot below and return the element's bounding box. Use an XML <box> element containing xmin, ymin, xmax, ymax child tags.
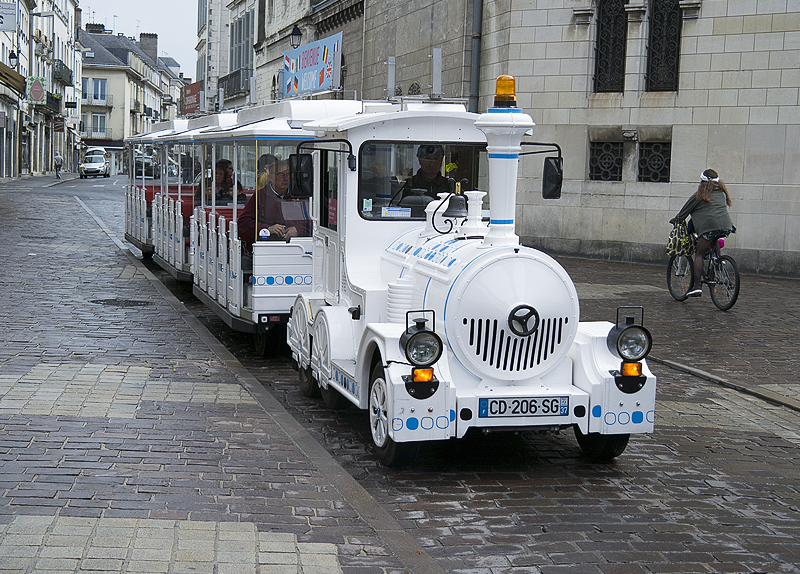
<box><xmin>80</xmin><ymin>24</ymin><xmax>185</xmax><ymax>174</ymax></box>
<box><xmin>0</xmin><ymin>0</ymin><xmax>81</xmax><ymax>177</ymax></box>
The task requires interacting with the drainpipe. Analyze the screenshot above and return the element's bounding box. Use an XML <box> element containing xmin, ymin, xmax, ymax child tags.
<box><xmin>468</xmin><ymin>0</ymin><xmax>483</xmax><ymax>113</ymax></box>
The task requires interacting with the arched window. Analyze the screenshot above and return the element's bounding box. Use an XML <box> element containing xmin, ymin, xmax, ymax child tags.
<box><xmin>647</xmin><ymin>0</ymin><xmax>681</xmax><ymax>91</ymax></box>
<box><xmin>595</xmin><ymin>0</ymin><xmax>628</xmax><ymax>93</ymax></box>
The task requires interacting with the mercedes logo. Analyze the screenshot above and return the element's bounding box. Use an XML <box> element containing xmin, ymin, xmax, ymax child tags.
<box><xmin>508</xmin><ymin>305</ymin><xmax>540</xmax><ymax>337</ymax></box>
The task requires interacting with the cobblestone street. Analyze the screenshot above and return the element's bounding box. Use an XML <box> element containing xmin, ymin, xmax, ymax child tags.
<box><xmin>1</xmin><ymin>179</ymin><xmax>799</xmax><ymax>573</ymax></box>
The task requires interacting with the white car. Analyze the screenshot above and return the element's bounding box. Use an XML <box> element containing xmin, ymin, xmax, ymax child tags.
<box><xmin>79</xmin><ymin>155</ymin><xmax>110</xmax><ymax>178</ymax></box>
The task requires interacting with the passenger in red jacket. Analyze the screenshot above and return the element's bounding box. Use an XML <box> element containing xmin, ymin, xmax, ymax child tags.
<box><xmin>238</xmin><ymin>157</ymin><xmax>311</xmax><ymax>249</ymax></box>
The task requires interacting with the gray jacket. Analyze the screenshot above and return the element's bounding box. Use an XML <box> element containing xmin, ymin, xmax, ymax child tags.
<box><xmin>675</xmin><ymin>190</ymin><xmax>733</xmax><ymax>235</ymax></box>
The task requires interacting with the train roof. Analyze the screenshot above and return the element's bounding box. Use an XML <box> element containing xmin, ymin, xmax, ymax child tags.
<box><xmin>303</xmin><ymin>101</ymin><xmax>479</xmax><ymax>135</ymax></box>
<box><xmin>126</xmin><ymin>119</ymin><xmax>189</xmax><ymax>143</ymax></box>
<box><xmin>235</xmin><ymin>99</ymin><xmax>363</xmax><ymax>128</ymax></box>
<box><xmin>191</xmin><ymin>117</ymin><xmax>313</xmax><ymax>141</ymax></box>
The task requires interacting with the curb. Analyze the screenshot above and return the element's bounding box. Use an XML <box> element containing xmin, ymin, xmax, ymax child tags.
<box><xmin>650</xmin><ymin>356</ymin><xmax>800</xmax><ymax>413</ymax></box>
<box><xmin>44</xmin><ymin>174</ymin><xmax>81</xmax><ymax>187</ymax></box>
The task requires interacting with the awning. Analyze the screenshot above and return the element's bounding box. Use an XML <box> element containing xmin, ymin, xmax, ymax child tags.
<box><xmin>0</xmin><ymin>61</ymin><xmax>25</xmax><ymax>96</ymax></box>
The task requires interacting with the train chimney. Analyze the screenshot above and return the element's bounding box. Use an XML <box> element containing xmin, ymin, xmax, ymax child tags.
<box><xmin>474</xmin><ymin>75</ymin><xmax>534</xmax><ymax>247</ymax></box>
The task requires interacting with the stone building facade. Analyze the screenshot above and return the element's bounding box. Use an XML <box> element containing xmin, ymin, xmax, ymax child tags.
<box><xmin>497</xmin><ymin>0</ymin><xmax>800</xmax><ymax>277</ymax></box>
<box><xmin>211</xmin><ymin>0</ymin><xmax>800</xmax><ymax>276</ymax></box>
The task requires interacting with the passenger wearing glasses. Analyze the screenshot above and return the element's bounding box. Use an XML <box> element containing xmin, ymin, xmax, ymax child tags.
<box><xmin>238</xmin><ymin>157</ymin><xmax>312</xmax><ymax>248</ymax></box>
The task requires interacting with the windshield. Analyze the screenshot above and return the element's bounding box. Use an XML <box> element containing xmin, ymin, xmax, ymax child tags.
<box><xmin>83</xmin><ymin>156</ymin><xmax>105</xmax><ymax>164</ymax></box>
<box><xmin>358</xmin><ymin>141</ymin><xmax>488</xmax><ymax>220</ymax></box>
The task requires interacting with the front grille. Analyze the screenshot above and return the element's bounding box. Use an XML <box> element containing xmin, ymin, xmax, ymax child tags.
<box><xmin>463</xmin><ymin>316</ymin><xmax>569</xmax><ymax>372</ymax></box>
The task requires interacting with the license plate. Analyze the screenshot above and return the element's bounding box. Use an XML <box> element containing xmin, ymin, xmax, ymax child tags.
<box><xmin>478</xmin><ymin>396</ymin><xmax>569</xmax><ymax>418</ymax></box>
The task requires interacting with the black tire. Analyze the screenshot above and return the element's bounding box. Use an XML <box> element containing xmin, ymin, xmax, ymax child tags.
<box><xmin>666</xmin><ymin>254</ymin><xmax>694</xmax><ymax>301</ymax></box>
<box><xmin>708</xmin><ymin>255</ymin><xmax>740</xmax><ymax>311</ymax></box>
<box><xmin>298</xmin><ymin>365</ymin><xmax>319</xmax><ymax>398</ymax></box>
<box><xmin>253</xmin><ymin>324</ymin><xmax>289</xmax><ymax>358</ymax></box>
<box><xmin>252</xmin><ymin>330</ymin><xmax>267</xmax><ymax>357</ymax></box>
<box><xmin>573</xmin><ymin>425</ymin><xmax>629</xmax><ymax>461</ymax></box>
<box><xmin>368</xmin><ymin>364</ymin><xmax>418</xmax><ymax>466</ymax></box>
<box><xmin>319</xmin><ymin>378</ymin><xmax>348</xmax><ymax>409</ymax></box>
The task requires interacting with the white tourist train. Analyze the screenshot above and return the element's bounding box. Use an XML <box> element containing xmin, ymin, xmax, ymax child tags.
<box><xmin>284</xmin><ymin>76</ymin><xmax>656</xmax><ymax>465</ymax></box>
<box><xmin>124</xmin><ymin>75</ymin><xmax>656</xmax><ymax>466</ymax></box>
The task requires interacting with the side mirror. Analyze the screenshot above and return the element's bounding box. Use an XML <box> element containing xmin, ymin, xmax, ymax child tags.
<box><xmin>289</xmin><ymin>153</ymin><xmax>313</xmax><ymax>198</ymax></box>
<box><xmin>542</xmin><ymin>156</ymin><xmax>563</xmax><ymax>199</ymax></box>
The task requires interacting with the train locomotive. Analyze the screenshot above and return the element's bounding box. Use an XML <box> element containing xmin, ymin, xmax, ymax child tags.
<box><xmin>287</xmin><ymin>76</ymin><xmax>656</xmax><ymax>465</ymax></box>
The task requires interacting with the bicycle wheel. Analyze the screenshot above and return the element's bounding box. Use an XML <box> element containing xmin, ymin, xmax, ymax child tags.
<box><xmin>667</xmin><ymin>254</ymin><xmax>694</xmax><ymax>301</ymax></box>
<box><xmin>709</xmin><ymin>255</ymin><xmax>740</xmax><ymax>310</ymax></box>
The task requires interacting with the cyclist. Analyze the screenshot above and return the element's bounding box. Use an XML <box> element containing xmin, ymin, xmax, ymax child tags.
<box><xmin>671</xmin><ymin>169</ymin><xmax>735</xmax><ymax>297</ymax></box>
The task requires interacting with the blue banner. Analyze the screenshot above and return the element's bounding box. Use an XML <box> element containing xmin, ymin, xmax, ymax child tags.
<box><xmin>283</xmin><ymin>32</ymin><xmax>342</xmax><ymax>96</ymax></box>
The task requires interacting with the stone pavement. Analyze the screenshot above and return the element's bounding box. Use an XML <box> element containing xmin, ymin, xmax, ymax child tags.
<box><xmin>2</xmin><ymin>177</ymin><xmax>800</xmax><ymax>574</ymax></box>
<box><xmin>556</xmin><ymin>256</ymin><xmax>800</xmax><ymax>412</ymax></box>
<box><xmin>0</xmin><ymin>184</ymin><xmax>435</xmax><ymax>572</ymax></box>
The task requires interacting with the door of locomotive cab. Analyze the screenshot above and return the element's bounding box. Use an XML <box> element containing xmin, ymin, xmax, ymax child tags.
<box><xmin>316</xmin><ymin>149</ymin><xmax>341</xmax><ymax>304</ymax></box>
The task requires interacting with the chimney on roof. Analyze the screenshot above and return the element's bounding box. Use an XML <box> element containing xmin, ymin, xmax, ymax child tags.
<box><xmin>139</xmin><ymin>33</ymin><xmax>158</xmax><ymax>64</ymax></box>
<box><xmin>86</xmin><ymin>23</ymin><xmax>106</xmax><ymax>34</ymax></box>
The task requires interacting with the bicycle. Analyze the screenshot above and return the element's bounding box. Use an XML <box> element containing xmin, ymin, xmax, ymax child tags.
<box><xmin>667</xmin><ymin>237</ymin><xmax>740</xmax><ymax>310</ymax></box>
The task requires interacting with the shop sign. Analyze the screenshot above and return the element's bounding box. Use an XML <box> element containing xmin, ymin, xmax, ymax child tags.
<box><xmin>27</xmin><ymin>77</ymin><xmax>47</xmax><ymax>105</ymax></box>
<box><xmin>0</xmin><ymin>3</ymin><xmax>16</xmax><ymax>33</ymax></box>
<box><xmin>183</xmin><ymin>80</ymin><xmax>204</xmax><ymax>114</ymax></box>
<box><xmin>283</xmin><ymin>32</ymin><xmax>342</xmax><ymax>96</ymax></box>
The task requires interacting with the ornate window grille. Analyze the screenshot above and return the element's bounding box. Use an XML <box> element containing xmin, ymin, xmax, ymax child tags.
<box><xmin>638</xmin><ymin>142</ymin><xmax>671</xmax><ymax>182</ymax></box>
<box><xmin>646</xmin><ymin>0</ymin><xmax>681</xmax><ymax>91</ymax></box>
<box><xmin>595</xmin><ymin>0</ymin><xmax>628</xmax><ymax>93</ymax></box>
<box><xmin>589</xmin><ymin>142</ymin><xmax>624</xmax><ymax>181</ymax></box>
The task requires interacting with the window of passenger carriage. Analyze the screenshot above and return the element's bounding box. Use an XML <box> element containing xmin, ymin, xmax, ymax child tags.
<box><xmin>320</xmin><ymin>150</ymin><xmax>338</xmax><ymax>231</ymax></box>
<box><xmin>358</xmin><ymin>142</ymin><xmax>487</xmax><ymax>221</ymax></box>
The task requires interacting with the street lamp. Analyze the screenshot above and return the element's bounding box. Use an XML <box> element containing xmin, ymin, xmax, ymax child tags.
<box><xmin>290</xmin><ymin>25</ymin><xmax>302</xmax><ymax>49</ymax></box>
<box><xmin>8</xmin><ymin>51</ymin><xmax>18</xmax><ymax>69</ymax></box>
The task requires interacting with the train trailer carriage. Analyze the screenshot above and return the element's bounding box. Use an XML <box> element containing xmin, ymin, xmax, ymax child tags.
<box><xmin>287</xmin><ymin>76</ymin><xmax>656</xmax><ymax>465</ymax></box>
<box><xmin>125</xmin><ymin>101</ymin><xmax>362</xmax><ymax>352</ymax></box>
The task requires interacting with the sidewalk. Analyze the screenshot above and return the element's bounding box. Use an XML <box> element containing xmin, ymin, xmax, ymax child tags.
<box><xmin>0</xmin><ymin>172</ymin><xmax>80</xmax><ymax>186</ymax></box>
<box><xmin>2</xmin><ymin>182</ymin><xmax>799</xmax><ymax>573</ymax></box>
<box><xmin>0</xmin><ymin>184</ymin><xmax>431</xmax><ymax>572</ymax></box>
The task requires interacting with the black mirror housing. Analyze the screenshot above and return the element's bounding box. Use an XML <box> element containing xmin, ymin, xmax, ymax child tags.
<box><xmin>289</xmin><ymin>153</ymin><xmax>313</xmax><ymax>198</ymax></box>
<box><xmin>542</xmin><ymin>156</ymin><xmax>563</xmax><ymax>199</ymax></box>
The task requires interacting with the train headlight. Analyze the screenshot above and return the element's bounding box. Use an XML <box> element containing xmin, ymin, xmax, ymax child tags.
<box><xmin>607</xmin><ymin>310</ymin><xmax>652</xmax><ymax>362</ymax></box>
<box><xmin>400</xmin><ymin>317</ymin><xmax>443</xmax><ymax>367</ymax></box>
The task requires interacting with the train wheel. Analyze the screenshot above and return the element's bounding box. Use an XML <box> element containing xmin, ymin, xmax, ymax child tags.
<box><xmin>319</xmin><ymin>379</ymin><xmax>347</xmax><ymax>409</ymax></box>
<box><xmin>254</xmin><ymin>325</ymin><xmax>289</xmax><ymax>358</ymax></box>
<box><xmin>298</xmin><ymin>365</ymin><xmax>319</xmax><ymax>398</ymax></box>
<box><xmin>369</xmin><ymin>364</ymin><xmax>418</xmax><ymax>466</ymax></box>
<box><xmin>253</xmin><ymin>330</ymin><xmax>267</xmax><ymax>357</ymax></box>
<box><xmin>573</xmin><ymin>425</ymin><xmax>629</xmax><ymax>461</ymax></box>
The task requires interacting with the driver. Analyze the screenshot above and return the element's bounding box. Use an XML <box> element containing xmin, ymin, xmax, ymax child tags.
<box><xmin>399</xmin><ymin>145</ymin><xmax>452</xmax><ymax>200</ymax></box>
